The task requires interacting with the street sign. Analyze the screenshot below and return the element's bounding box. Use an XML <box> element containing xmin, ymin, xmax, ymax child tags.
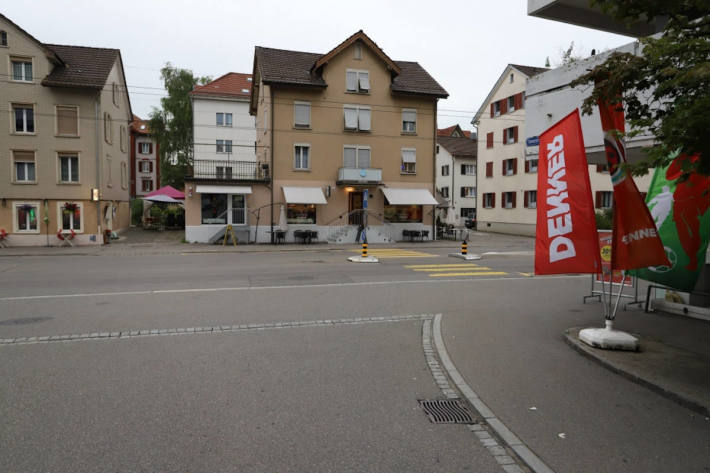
<box><xmin>526</xmin><ymin>136</ymin><xmax>540</xmax><ymax>146</ymax></box>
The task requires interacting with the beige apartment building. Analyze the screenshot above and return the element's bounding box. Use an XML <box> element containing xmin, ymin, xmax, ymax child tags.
<box><xmin>183</xmin><ymin>30</ymin><xmax>447</xmax><ymax>243</ymax></box>
<box><xmin>0</xmin><ymin>14</ymin><xmax>132</xmax><ymax>246</ymax></box>
<box><xmin>473</xmin><ymin>63</ymin><xmax>650</xmax><ymax>236</ymax></box>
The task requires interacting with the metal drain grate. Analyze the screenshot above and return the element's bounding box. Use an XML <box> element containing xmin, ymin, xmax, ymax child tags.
<box><xmin>418</xmin><ymin>399</ymin><xmax>476</xmax><ymax>424</ymax></box>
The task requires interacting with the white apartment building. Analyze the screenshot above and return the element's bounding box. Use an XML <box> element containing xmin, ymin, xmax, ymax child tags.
<box><xmin>474</xmin><ymin>63</ymin><xmax>651</xmax><ymax>236</ymax></box>
<box><xmin>130</xmin><ymin>115</ymin><xmax>159</xmax><ymax>197</ymax></box>
<box><xmin>435</xmin><ymin>134</ymin><xmax>477</xmax><ymax>227</ymax></box>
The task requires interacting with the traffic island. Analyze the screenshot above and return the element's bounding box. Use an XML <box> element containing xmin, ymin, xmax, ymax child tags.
<box><xmin>565</xmin><ymin>327</ymin><xmax>710</xmax><ymax>416</ymax></box>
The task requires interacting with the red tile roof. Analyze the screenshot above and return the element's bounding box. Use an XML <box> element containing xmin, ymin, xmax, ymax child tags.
<box><xmin>130</xmin><ymin>114</ymin><xmax>150</xmax><ymax>134</ymax></box>
<box><xmin>191</xmin><ymin>72</ymin><xmax>253</xmax><ymax>98</ymax></box>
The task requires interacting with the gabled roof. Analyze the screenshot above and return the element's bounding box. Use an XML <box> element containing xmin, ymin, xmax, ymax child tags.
<box><xmin>42</xmin><ymin>44</ymin><xmax>120</xmax><ymax>89</ymax></box>
<box><xmin>253</xmin><ymin>38</ymin><xmax>447</xmax><ymax>98</ymax></box>
<box><xmin>130</xmin><ymin>114</ymin><xmax>150</xmax><ymax>135</ymax></box>
<box><xmin>438</xmin><ymin>136</ymin><xmax>477</xmax><ymax>158</ymax></box>
<box><xmin>471</xmin><ymin>63</ymin><xmax>549</xmax><ymax>125</ymax></box>
<box><xmin>0</xmin><ymin>13</ymin><xmax>64</xmax><ymax>65</ymax></box>
<box><xmin>191</xmin><ymin>72</ymin><xmax>253</xmax><ymax>99</ymax></box>
<box><xmin>438</xmin><ymin>125</ymin><xmax>463</xmax><ymax>137</ymax></box>
<box><xmin>313</xmin><ymin>30</ymin><xmax>401</xmax><ymax>75</ymax></box>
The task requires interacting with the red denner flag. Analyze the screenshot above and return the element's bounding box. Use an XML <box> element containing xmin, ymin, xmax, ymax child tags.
<box><xmin>535</xmin><ymin>110</ymin><xmax>601</xmax><ymax>275</ymax></box>
<box><xmin>597</xmin><ymin>97</ymin><xmax>669</xmax><ymax>270</ymax></box>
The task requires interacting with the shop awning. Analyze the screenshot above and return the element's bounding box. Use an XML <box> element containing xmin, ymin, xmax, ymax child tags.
<box><xmin>381</xmin><ymin>188</ymin><xmax>438</xmax><ymax>205</ymax></box>
<box><xmin>282</xmin><ymin>186</ymin><xmax>328</xmax><ymax>204</ymax></box>
<box><xmin>196</xmin><ymin>185</ymin><xmax>252</xmax><ymax>194</ymax></box>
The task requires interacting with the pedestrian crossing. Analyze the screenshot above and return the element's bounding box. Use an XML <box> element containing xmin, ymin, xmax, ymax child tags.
<box><xmin>350</xmin><ymin>248</ymin><xmax>437</xmax><ymax>258</ymax></box>
<box><xmin>404</xmin><ymin>263</ymin><xmax>508</xmax><ymax>278</ymax></box>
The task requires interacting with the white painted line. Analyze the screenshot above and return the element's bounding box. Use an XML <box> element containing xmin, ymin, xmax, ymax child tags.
<box><xmin>0</xmin><ymin>275</ymin><xmax>586</xmax><ymax>302</ymax></box>
<box><xmin>432</xmin><ymin>314</ymin><xmax>556</xmax><ymax>473</ymax></box>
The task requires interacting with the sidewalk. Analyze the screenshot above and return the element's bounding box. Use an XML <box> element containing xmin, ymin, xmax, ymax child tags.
<box><xmin>0</xmin><ymin>227</ymin><xmax>534</xmax><ymax>257</ymax></box>
<box><xmin>565</xmin><ymin>309</ymin><xmax>710</xmax><ymax>416</ymax></box>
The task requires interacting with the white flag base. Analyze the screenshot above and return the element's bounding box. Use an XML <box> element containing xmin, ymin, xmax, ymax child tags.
<box><xmin>347</xmin><ymin>255</ymin><xmax>379</xmax><ymax>263</ymax></box>
<box><xmin>579</xmin><ymin>320</ymin><xmax>639</xmax><ymax>351</ymax></box>
<box><xmin>448</xmin><ymin>253</ymin><xmax>481</xmax><ymax>260</ymax></box>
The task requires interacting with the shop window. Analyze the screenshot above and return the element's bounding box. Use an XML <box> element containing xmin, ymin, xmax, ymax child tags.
<box><xmin>201</xmin><ymin>194</ymin><xmax>227</xmax><ymax>224</ymax></box>
<box><xmin>14</xmin><ymin>203</ymin><xmax>39</xmax><ymax>232</ymax></box>
<box><xmin>384</xmin><ymin>204</ymin><xmax>422</xmax><ymax>223</ymax></box>
<box><xmin>287</xmin><ymin>204</ymin><xmax>316</xmax><ymax>224</ymax></box>
<box><xmin>59</xmin><ymin>202</ymin><xmax>82</xmax><ymax>232</ymax></box>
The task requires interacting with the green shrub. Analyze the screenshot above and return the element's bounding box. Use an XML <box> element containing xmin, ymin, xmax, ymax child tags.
<box><xmin>130</xmin><ymin>199</ymin><xmax>144</xmax><ymax>225</ymax></box>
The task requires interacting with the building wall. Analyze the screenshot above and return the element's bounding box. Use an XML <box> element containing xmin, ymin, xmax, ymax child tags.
<box><xmin>259</xmin><ymin>42</ymin><xmax>437</xmax><ymax>233</ymax></box>
<box><xmin>193</xmin><ymin>97</ymin><xmax>256</xmax><ymax>162</ymax></box>
<box><xmin>435</xmin><ymin>147</ymin><xmax>477</xmax><ymax>226</ymax></box>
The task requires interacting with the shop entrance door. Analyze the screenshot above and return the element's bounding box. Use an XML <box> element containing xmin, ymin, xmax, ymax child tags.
<box><xmin>349</xmin><ymin>191</ymin><xmax>363</xmax><ymax>225</ymax></box>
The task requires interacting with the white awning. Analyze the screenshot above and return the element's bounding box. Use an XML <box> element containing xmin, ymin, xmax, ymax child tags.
<box><xmin>283</xmin><ymin>186</ymin><xmax>327</xmax><ymax>204</ymax></box>
<box><xmin>381</xmin><ymin>188</ymin><xmax>438</xmax><ymax>205</ymax></box>
<box><xmin>196</xmin><ymin>185</ymin><xmax>252</xmax><ymax>194</ymax></box>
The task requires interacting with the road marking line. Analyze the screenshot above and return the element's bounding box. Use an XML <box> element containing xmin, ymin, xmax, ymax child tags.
<box><xmin>429</xmin><ymin>272</ymin><xmax>508</xmax><ymax>277</ymax></box>
<box><xmin>432</xmin><ymin>314</ymin><xmax>556</xmax><ymax>473</ymax></box>
<box><xmin>0</xmin><ymin>314</ymin><xmax>435</xmax><ymax>347</ymax></box>
<box><xmin>412</xmin><ymin>267</ymin><xmax>492</xmax><ymax>272</ymax></box>
<box><xmin>518</xmin><ymin>272</ymin><xmax>533</xmax><ymax>277</ymax></box>
<box><xmin>0</xmin><ymin>275</ymin><xmax>586</xmax><ymax>302</ymax></box>
<box><xmin>350</xmin><ymin>249</ymin><xmax>437</xmax><ymax>258</ymax></box>
<box><xmin>405</xmin><ymin>264</ymin><xmax>482</xmax><ymax>268</ymax></box>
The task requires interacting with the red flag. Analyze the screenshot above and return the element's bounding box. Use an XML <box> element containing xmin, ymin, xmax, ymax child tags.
<box><xmin>597</xmin><ymin>97</ymin><xmax>669</xmax><ymax>270</ymax></box>
<box><xmin>535</xmin><ymin>110</ymin><xmax>601</xmax><ymax>275</ymax></box>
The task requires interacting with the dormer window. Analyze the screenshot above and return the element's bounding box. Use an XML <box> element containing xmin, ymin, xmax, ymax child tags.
<box><xmin>0</xmin><ymin>31</ymin><xmax>7</xmax><ymax>46</ymax></box>
<box><xmin>346</xmin><ymin>69</ymin><xmax>369</xmax><ymax>93</ymax></box>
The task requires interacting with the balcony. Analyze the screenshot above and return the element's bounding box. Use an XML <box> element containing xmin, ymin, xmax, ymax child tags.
<box><xmin>337</xmin><ymin>167</ymin><xmax>383</xmax><ymax>186</ymax></box>
<box><xmin>187</xmin><ymin>160</ymin><xmax>270</xmax><ymax>183</ymax></box>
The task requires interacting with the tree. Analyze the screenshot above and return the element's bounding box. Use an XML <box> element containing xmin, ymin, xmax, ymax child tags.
<box><xmin>570</xmin><ymin>1</ymin><xmax>710</xmax><ymax>176</ymax></box>
<box><xmin>148</xmin><ymin>64</ymin><xmax>210</xmax><ymax>188</ymax></box>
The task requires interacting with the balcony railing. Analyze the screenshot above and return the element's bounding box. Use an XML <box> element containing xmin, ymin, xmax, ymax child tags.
<box><xmin>187</xmin><ymin>159</ymin><xmax>270</xmax><ymax>182</ymax></box>
<box><xmin>337</xmin><ymin>167</ymin><xmax>383</xmax><ymax>185</ymax></box>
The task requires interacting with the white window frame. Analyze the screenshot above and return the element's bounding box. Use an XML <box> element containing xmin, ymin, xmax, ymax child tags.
<box><xmin>12</xmin><ymin>103</ymin><xmax>35</xmax><ymax>134</ymax></box>
<box><xmin>139</xmin><ymin>142</ymin><xmax>151</xmax><ymax>154</ymax></box>
<box><xmin>508</xmin><ymin>96</ymin><xmax>515</xmax><ymax>112</ymax></box>
<box><xmin>139</xmin><ymin>160</ymin><xmax>152</xmax><ymax>173</ymax></box>
<box><xmin>462</xmin><ymin>164</ymin><xmax>475</xmax><ymax>176</ymax></box>
<box><xmin>346</xmin><ymin>69</ymin><xmax>370</xmax><ymax>93</ymax></box>
<box><xmin>527</xmin><ymin>190</ymin><xmax>537</xmax><ymax>209</ymax></box>
<box><xmin>402</xmin><ymin>109</ymin><xmax>417</xmax><ymax>133</ymax></box>
<box><xmin>230</xmin><ymin>194</ymin><xmax>247</xmax><ymax>225</ymax></box>
<box><xmin>461</xmin><ymin>187</ymin><xmax>476</xmax><ymax>198</ymax></box>
<box><xmin>493</xmin><ymin>101</ymin><xmax>501</xmax><ymax>117</ymax></box>
<box><xmin>441</xmin><ymin>165</ymin><xmax>449</xmax><ymax>176</ymax></box>
<box><xmin>504</xmin><ymin>192</ymin><xmax>514</xmax><ymax>209</ymax></box>
<box><xmin>216</xmin><ymin>139</ymin><xmax>233</xmax><ymax>154</ymax></box>
<box><xmin>12</xmin><ymin>150</ymin><xmax>36</xmax><ymax>183</ymax></box>
<box><xmin>141</xmin><ymin>178</ymin><xmax>154</xmax><ymax>192</ymax></box>
<box><xmin>294</xmin><ymin>143</ymin><xmax>310</xmax><ymax>170</ymax></box>
<box><xmin>13</xmin><ymin>201</ymin><xmax>40</xmax><ymax>233</ymax></box>
<box><xmin>483</xmin><ymin>193</ymin><xmax>494</xmax><ymax>209</ymax></box>
<box><xmin>600</xmin><ymin>191</ymin><xmax>613</xmax><ymax>209</ymax></box>
<box><xmin>441</xmin><ymin>187</ymin><xmax>449</xmax><ymax>198</ymax></box>
<box><xmin>343</xmin><ymin>145</ymin><xmax>371</xmax><ymax>169</ymax></box>
<box><xmin>57</xmin><ymin>202</ymin><xmax>84</xmax><ymax>233</ymax></box>
<box><xmin>528</xmin><ymin>159</ymin><xmax>538</xmax><ymax>173</ymax></box>
<box><xmin>344</xmin><ymin>105</ymin><xmax>371</xmax><ymax>131</ymax></box>
<box><xmin>294</xmin><ymin>101</ymin><xmax>311</xmax><ymax>128</ymax></box>
<box><xmin>58</xmin><ymin>153</ymin><xmax>80</xmax><ymax>184</ymax></box>
<box><xmin>401</xmin><ymin>148</ymin><xmax>416</xmax><ymax>174</ymax></box>
<box><xmin>505</xmin><ymin>127</ymin><xmax>515</xmax><ymax>144</ymax></box>
<box><xmin>504</xmin><ymin>159</ymin><xmax>515</xmax><ymax>176</ymax></box>
<box><xmin>10</xmin><ymin>57</ymin><xmax>33</xmax><ymax>82</ymax></box>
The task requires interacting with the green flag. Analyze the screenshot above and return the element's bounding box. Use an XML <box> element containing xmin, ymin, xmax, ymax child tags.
<box><xmin>631</xmin><ymin>156</ymin><xmax>710</xmax><ymax>291</ymax></box>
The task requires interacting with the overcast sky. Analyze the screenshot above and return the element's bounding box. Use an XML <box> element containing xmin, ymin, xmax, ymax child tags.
<box><xmin>4</xmin><ymin>0</ymin><xmax>633</xmax><ymax>130</ymax></box>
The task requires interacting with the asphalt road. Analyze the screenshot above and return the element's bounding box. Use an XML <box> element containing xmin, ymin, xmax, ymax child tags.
<box><xmin>1</xmin><ymin>239</ymin><xmax>709</xmax><ymax>472</ymax></box>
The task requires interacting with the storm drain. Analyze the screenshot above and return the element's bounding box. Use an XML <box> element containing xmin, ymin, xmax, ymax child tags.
<box><xmin>418</xmin><ymin>399</ymin><xmax>476</xmax><ymax>424</ymax></box>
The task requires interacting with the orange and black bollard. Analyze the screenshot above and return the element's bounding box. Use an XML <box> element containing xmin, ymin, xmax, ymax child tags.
<box><xmin>461</xmin><ymin>240</ymin><xmax>468</xmax><ymax>255</ymax></box>
<box><xmin>362</xmin><ymin>242</ymin><xmax>368</xmax><ymax>258</ymax></box>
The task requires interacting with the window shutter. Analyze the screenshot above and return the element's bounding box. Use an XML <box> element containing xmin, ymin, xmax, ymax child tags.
<box><xmin>512</xmin><ymin>192</ymin><xmax>517</xmax><ymax>208</ymax></box>
<box><xmin>513</xmin><ymin>126</ymin><xmax>519</xmax><ymax>143</ymax></box>
<box><xmin>595</xmin><ymin>191</ymin><xmax>601</xmax><ymax>208</ymax></box>
<box><xmin>344</xmin><ymin>147</ymin><xmax>356</xmax><ymax>167</ymax></box>
<box><xmin>486</xmin><ymin>132</ymin><xmax>493</xmax><ymax>148</ymax></box>
<box><xmin>500</xmin><ymin>99</ymin><xmax>507</xmax><ymax>114</ymax></box>
<box><xmin>344</xmin><ymin>107</ymin><xmax>358</xmax><ymax>129</ymax></box>
<box><xmin>502</xmin><ymin>160</ymin><xmax>506</xmax><ymax>174</ymax></box>
<box><xmin>513</xmin><ymin>158</ymin><xmax>518</xmax><ymax>175</ymax></box>
<box><xmin>358</xmin><ymin>108</ymin><xmax>371</xmax><ymax>131</ymax></box>
<box><xmin>149</xmin><ymin>161</ymin><xmax>153</xmax><ymax>173</ymax></box>
<box><xmin>492</xmin><ymin>193</ymin><xmax>496</xmax><ymax>208</ymax></box>
<box><xmin>149</xmin><ymin>143</ymin><xmax>153</xmax><ymax>154</ymax></box>
<box><xmin>486</xmin><ymin>162</ymin><xmax>493</xmax><ymax>177</ymax></box>
<box><xmin>525</xmin><ymin>160</ymin><xmax>530</xmax><ymax>173</ymax></box>
<box><xmin>524</xmin><ymin>191</ymin><xmax>529</xmax><ymax>208</ymax></box>
<box><xmin>359</xmin><ymin>72</ymin><xmax>370</xmax><ymax>91</ymax></box>
<box><xmin>459</xmin><ymin>187</ymin><xmax>464</xmax><ymax>198</ymax></box>
<box><xmin>346</xmin><ymin>71</ymin><xmax>357</xmax><ymax>91</ymax></box>
<box><xmin>357</xmin><ymin>148</ymin><xmax>370</xmax><ymax>168</ymax></box>
<box><xmin>490</xmin><ymin>103</ymin><xmax>494</xmax><ymax>118</ymax></box>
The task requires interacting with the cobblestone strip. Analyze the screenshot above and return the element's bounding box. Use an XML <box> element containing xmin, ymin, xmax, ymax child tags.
<box><xmin>0</xmin><ymin>314</ymin><xmax>433</xmax><ymax>347</ymax></box>
<box><xmin>428</xmin><ymin>314</ymin><xmax>555</xmax><ymax>473</ymax></box>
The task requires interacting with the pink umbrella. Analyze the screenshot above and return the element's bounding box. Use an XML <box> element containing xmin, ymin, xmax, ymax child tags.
<box><xmin>145</xmin><ymin>185</ymin><xmax>184</xmax><ymax>200</ymax></box>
